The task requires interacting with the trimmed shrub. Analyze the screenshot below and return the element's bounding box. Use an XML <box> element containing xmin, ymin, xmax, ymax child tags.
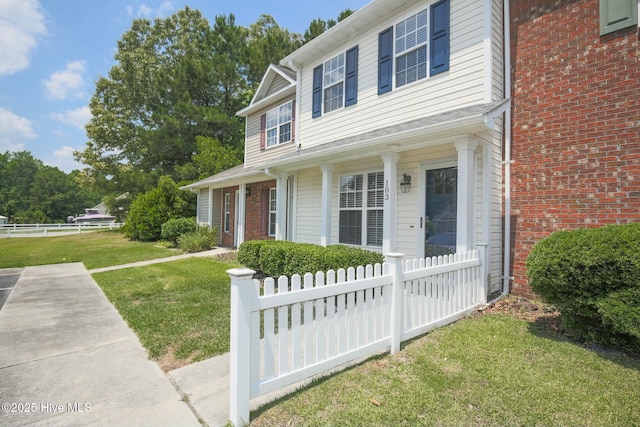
<box><xmin>237</xmin><ymin>240</ymin><xmax>268</xmax><ymax>270</ymax></box>
<box><xmin>237</xmin><ymin>240</ymin><xmax>384</xmax><ymax>278</ymax></box>
<box><xmin>258</xmin><ymin>241</ymin><xmax>292</xmax><ymax>277</ymax></box>
<box><xmin>526</xmin><ymin>223</ymin><xmax>640</xmax><ymax>350</ymax></box>
<box><xmin>161</xmin><ymin>217</ymin><xmax>197</xmax><ymax>246</ymax></box>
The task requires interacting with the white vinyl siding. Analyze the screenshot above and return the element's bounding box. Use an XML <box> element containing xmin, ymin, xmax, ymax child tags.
<box><xmin>297</xmin><ymin>0</ymin><xmax>486</xmax><ymax>151</ymax></box>
<box><xmin>294</xmin><ymin>168</ymin><xmax>323</xmax><ymax>244</ymax></box>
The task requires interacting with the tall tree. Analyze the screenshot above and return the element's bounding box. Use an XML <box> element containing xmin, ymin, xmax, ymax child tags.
<box><xmin>245</xmin><ymin>15</ymin><xmax>302</xmax><ymax>87</ymax></box>
<box><xmin>76</xmin><ymin>8</ymin><xmax>246</xmax><ymax>196</ymax></box>
<box><xmin>303</xmin><ymin>9</ymin><xmax>355</xmax><ymax>43</ymax></box>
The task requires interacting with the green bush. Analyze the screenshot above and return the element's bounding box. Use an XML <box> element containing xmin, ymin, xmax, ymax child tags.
<box><xmin>124</xmin><ymin>176</ymin><xmax>191</xmax><ymax>241</ymax></box>
<box><xmin>258</xmin><ymin>241</ymin><xmax>292</xmax><ymax>277</ymax></box>
<box><xmin>526</xmin><ymin>223</ymin><xmax>640</xmax><ymax>350</ymax></box>
<box><xmin>237</xmin><ymin>240</ymin><xmax>268</xmax><ymax>270</ymax></box>
<box><xmin>177</xmin><ymin>225</ymin><xmax>219</xmax><ymax>253</ymax></box>
<box><xmin>598</xmin><ymin>287</ymin><xmax>640</xmax><ymax>340</ymax></box>
<box><xmin>237</xmin><ymin>240</ymin><xmax>384</xmax><ymax>277</ymax></box>
<box><xmin>161</xmin><ymin>217</ymin><xmax>197</xmax><ymax>246</ymax></box>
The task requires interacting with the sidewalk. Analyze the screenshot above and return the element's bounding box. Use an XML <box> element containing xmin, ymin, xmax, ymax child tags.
<box><xmin>0</xmin><ymin>263</ymin><xmax>201</xmax><ymax>426</ymax></box>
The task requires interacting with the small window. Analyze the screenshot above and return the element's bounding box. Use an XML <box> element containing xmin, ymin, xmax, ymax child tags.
<box><xmin>268</xmin><ymin>188</ymin><xmax>277</xmax><ymax>236</ymax></box>
<box><xmin>323</xmin><ymin>53</ymin><xmax>345</xmax><ymax>113</ymax></box>
<box><xmin>224</xmin><ymin>193</ymin><xmax>231</xmax><ymax>233</ymax></box>
<box><xmin>265</xmin><ymin>101</ymin><xmax>293</xmax><ymax>148</ymax></box>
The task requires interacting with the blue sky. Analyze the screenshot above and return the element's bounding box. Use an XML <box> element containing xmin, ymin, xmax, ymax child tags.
<box><xmin>0</xmin><ymin>0</ymin><xmax>369</xmax><ymax>173</ymax></box>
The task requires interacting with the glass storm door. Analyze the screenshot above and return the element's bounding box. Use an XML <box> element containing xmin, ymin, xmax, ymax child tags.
<box><xmin>424</xmin><ymin>166</ymin><xmax>457</xmax><ymax>257</ymax></box>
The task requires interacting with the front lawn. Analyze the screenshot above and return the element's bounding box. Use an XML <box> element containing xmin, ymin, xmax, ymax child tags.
<box><xmin>251</xmin><ymin>300</ymin><xmax>640</xmax><ymax>427</ymax></box>
<box><xmin>93</xmin><ymin>256</ymin><xmax>239</xmax><ymax>370</ymax></box>
<box><xmin>0</xmin><ymin>230</ymin><xmax>180</xmax><ymax>269</ymax></box>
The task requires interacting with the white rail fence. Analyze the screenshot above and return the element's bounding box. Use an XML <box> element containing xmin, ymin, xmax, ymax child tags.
<box><xmin>0</xmin><ymin>222</ymin><xmax>123</xmax><ymax>237</ymax></box>
<box><xmin>228</xmin><ymin>248</ymin><xmax>486</xmax><ymax>426</ymax></box>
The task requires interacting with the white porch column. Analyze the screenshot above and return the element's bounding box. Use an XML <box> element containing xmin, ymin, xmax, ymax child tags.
<box><xmin>382</xmin><ymin>152</ymin><xmax>399</xmax><ymax>254</ymax></box>
<box><xmin>275</xmin><ymin>173</ymin><xmax>289</xmax><ymax>241</ymax></box>
<box><xmin>454</xmin><ymin>137</ymin><xmax>478</xmax><ymax>253</ymax></box>
<box><xmin>320</xmin><ymin>164</ymin><xmax>334</xmax><ymax>247</ymax></box>
<box><xmin>207</xmin><ymin>187</ymin><xmax>214</xmax><ymax>227</ymax></box>
<box><xmin>237</xmin><ymin>183</ymin><xmax>247</xmax><ymax>247</ymax></box>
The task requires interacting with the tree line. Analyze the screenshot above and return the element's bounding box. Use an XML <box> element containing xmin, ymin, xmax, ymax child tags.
<box><xmin>1</xmin><ymin>8</ymin><xmax>352</xmax><ymax>224</ymax></box>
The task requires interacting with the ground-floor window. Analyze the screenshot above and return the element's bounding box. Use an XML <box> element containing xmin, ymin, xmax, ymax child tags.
<box><xmin>224</xmin><ymin>193</ymin><xmax>231</xmax><ymax>232</ymax></box>
<box><xmin>268</xmin><ymin>188</ymin><xmax>277</xmax><ymax>236</ymax></box>
<box><xmin>339</xmin><ymin>171</ymin><xmax>384</xmax><ymax>246</ymax></box>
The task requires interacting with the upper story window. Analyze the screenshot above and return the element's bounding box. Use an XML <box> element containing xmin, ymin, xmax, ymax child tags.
<box><xmin>396</xmin><ymin>10</ymin><xmax>428</xmax><ymax>87</ymax></box>
<box><xmin>378</xmin><ymin>0</ymin><xmax>450</xmax><ymax>95</ymax></box>
<box><xmin>312</xmin><ymin>46</ymin><xmax>359</xmax><ymax>118</ymax></box>
<box><xmin>323</xmin><ymin>54</ymin><xmax>345</xmax><ymax>113</ymax></box>
<box><xmin>260</xmin><ymin>100</ymin><xmax>294</xmax><ymax>150</ymax></box>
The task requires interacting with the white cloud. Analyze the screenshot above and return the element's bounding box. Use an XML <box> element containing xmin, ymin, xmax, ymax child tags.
<box><xmin>0</xmin><ymin>0</ymin><xmax>47</xmax><ymax>76</ymax></box>
<box><xmin>0</xmin><ymin>108</ymin><xmax>36</xmax><ymax>152</ymax></box>
<box><xmin>126</xmin><ymin>1</ymin><xmax>174</xmax><ymax>18</ymax></box>
<box><xmin>45</xmin><ymin>145</ymin><xmax>83</xmax><ymax>173</ymax></box>
<box><xmin>43</xmin><ymin>60</ymin><xmax>87</xmax><ymax>100</ymax></box>
<box><xmin>49</xmin><ymin>106</ymin><xmax>92</xmax><ymax>131</ymax></box>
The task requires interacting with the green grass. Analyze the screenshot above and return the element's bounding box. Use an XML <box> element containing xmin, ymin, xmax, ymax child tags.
<box><xmin>0</xmin><ymin>230</ymin><xmax>181</xmax><ymax>269</ymax></box>
<box><xmin>93</xmin><ymin>257</ymin><xmax>240</xmax><ymax>370</ymax></box>
<box><xmin>251</xmin><ymin>313</ymin><xmax>640</xmax><ymax>427</ymax></box>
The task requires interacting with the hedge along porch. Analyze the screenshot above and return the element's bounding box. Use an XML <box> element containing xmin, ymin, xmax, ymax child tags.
<box><xmin>228</xmin><ymin>248</ymin><xmax>486</xmax><ymax>426</ymax></box>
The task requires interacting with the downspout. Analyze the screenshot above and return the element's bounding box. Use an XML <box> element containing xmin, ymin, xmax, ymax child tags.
<box><xmin>502</xmin><ymin>0</ymin><xmax>513</xmax><ymax>297</ymax></box>
<box><xmin>287</xmin><ymin>60</ymin><xmax>302</xmax><ymax>150</ymax></box>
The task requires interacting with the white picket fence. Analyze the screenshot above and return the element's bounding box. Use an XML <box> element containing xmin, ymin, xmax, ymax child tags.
<box><xmin>228</xmin><ymin>249</ymin><xmax>486</xmax><ymax>426</ymax></box>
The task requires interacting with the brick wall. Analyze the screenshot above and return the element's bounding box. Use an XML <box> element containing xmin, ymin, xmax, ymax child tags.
<box><xmin>245</xmin><ymin>180</ymin><xmax>276</xmax><ymax>242</ymax></box>
<box><xmin>220</xmin><ymin>180</ymin><xmax>277</xmax><ymax>248</ymax></box>
<box><xmin>510</xmin><ymin>0</ymin><xmax>640</xmax><ymax>297</ymax></box>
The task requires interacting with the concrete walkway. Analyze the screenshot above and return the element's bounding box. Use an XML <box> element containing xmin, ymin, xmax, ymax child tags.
<box><xmin>0</xmin><ymin>263</ymin><xmax>202</xmax><ymax>426</ymax></box>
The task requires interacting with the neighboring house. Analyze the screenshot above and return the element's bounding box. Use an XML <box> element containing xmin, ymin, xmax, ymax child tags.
<box><xmin>182</xmin><ymin>0</ymin><xmax>509</xmax><ymax>295</ymax></box>
<box><xmin>509</xmin><ymin>0</ymin><xmax>640</xmax><ymax>297</ymax></box>
<box><xmin>0</xmin><ymin>215</ymin><xmax>7</xmax><ymax>225</ymax></box>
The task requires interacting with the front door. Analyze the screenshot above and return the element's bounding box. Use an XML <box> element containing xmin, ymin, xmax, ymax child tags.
<box><xmin>422</xmin><ymin>166</ymin><xmax>457</xmax><ymax>257</ymax></box>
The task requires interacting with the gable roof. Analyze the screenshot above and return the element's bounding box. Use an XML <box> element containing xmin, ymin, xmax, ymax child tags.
<box><xmin>236</xmin><ymin>65</ymin><xmax>296</xmax><ymax>117</ymax></box>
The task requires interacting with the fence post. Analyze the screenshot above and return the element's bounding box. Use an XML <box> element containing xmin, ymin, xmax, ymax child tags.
<box><xmin>477</xmin><ymin>244</ymin><xmax>488</xmax><ymax>304</ymax></box>
<box><xmin>385</xmin><ymin>252</ymin><xmax>405</xmax><ymax>354</ymax></box>
<box><xmin>228</xmin><ymin>268</ymin><xmax>256</xmax><ymax>427</ymax></box>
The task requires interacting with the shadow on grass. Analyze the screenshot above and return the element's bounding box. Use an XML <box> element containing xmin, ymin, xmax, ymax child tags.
<box><xmin>527</xmin><ymin>313</ymin><xmax>640</xmax><ymax>371</ymax></box>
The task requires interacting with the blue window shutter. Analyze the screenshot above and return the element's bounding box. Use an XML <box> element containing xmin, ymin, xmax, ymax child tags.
<box><xmin>345</xmin><ymin>46</ymin><xmax>359</xmax><ymax>106</ymax></box>
<box><xmin>378</xmin><ymin>27</ymin><xmax>393</xmax><ymax>95</ymax></box>
<box><xmin>312</xmin><ymin>65</ymin><xmax>323</xmax><ymax>118</ymax></box>
<box><xmin>430</xmin><ymin>0</ymin><xmax>450</xmax><ymax>76</ymax></box>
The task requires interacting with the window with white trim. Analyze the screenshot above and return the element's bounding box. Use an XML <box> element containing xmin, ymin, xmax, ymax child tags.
<box><xmin>268</xmin><ymin>188</ymin><xmax>277</xmax><ymax>236</ymax></box>
<box><xmin>265</xmin><ymin>101</ymin><xmax>292</xmax><ymax>148</ymax></box>
<box><xmin>395</xmin><ymin>9</ymin><xmax>428</xmax><ymax>88</ymax></box>
<box><xmin>323</xmin><ymin>53</ymin><xmax>345</xmax><ymax>113</ymax></box>
<box><xmin>339</xmin><ymin>172</ymin><xmax>384</xmax><ymax>247</ymax></box>
<box><xmin>224</xmin><ymin>193</ymin><xmax>231</xmax><ymax>233</ymax></box>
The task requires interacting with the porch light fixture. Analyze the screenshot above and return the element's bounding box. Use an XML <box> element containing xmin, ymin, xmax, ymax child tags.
<box><xmin>399</xmin><ymin>173</ymin><xmax>412</xmax><ymax>193</ymax></box>
<box><xmin>246</xmin><ymin>186</ymin><xmax>251</xmax><ymax>197</ymax></box>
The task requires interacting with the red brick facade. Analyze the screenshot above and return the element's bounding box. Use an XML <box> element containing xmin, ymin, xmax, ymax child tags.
<box><xmin>510</xmin><ymin>0</ymin><xmax>640</xmax><ymax>297</ymax></box>
<box><xmin>220</xmin><ymin>180</ymin><xmax>276</xmax><ymax>248</ymax></box>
